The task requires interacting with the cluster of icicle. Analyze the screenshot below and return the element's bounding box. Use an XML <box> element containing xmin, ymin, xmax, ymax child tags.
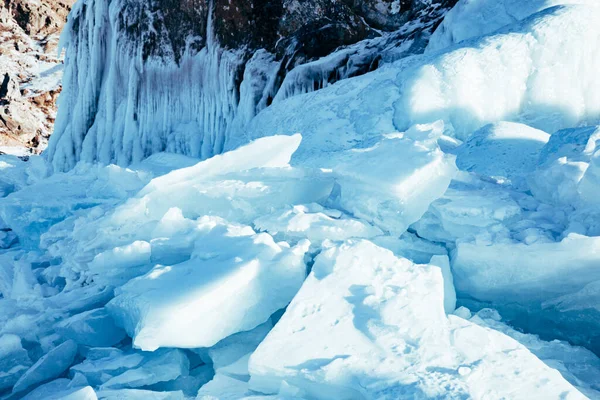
<box><xmin>45</xmin><ymin>0</ymin><xmax>420</xmax><ymax>171</ymax></box>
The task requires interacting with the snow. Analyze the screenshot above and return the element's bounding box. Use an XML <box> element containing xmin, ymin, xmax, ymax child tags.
<box><xmin>530</xmin><ymin>126</ymin><xmax>600</xmax><ymax>206</ymax></box>
<box><xmin>107</xmin><ymin>217</ymin><xmax>309</xmax><ymax>350</ymax></box>
<box><xmin>426</xmin><ymin>0</ymin><xmax>600</xmax><ymax>53</ymax></box>
<box><xmin>455</xmin><ymin>122</ymin><xmax>550</xmax><ymax>189</ymax></box>
<box><xmin>249</xmin><ymin>240</ymin><xmax>585</xmax><ymax>399</ymax></box>
<box><xmin>254</xmin><ymin>203</ymin><xmax>383</xmax><ymax>244</ymax></box>
<box><xmin>3</xmin><ymin>0</ymin><xmax>600</xmax><ymax>398</ymax></box>
<box><xmin>470</xmin><ymin>308</ymin><xmax>600</xmax><ymax>398</ymax></box>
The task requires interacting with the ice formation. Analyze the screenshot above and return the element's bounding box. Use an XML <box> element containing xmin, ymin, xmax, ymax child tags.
<box><xmin>2</xmin><ymin>0</ymin><xmax>600</xmax><ymax>399</ymax></box>
<box><xmin>248</xmin><ymin>241</ymin><xmax>584</xmax><ymax>399</ymax></box>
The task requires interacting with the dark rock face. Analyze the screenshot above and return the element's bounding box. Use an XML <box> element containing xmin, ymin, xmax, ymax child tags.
<box><xmin>115</xmin><ymin>0</ymin><xmax>453</xmax><ymax>63</ymax></box>
<box><xmin>0</xmin><ymin>73</ymin><xmax>20</xmax><ymax>101</ymax></box>
<box><xmin>118</xmin><ymin>0</ymin><xmax>209</xmax><ymax>62</ymax></box>
<box><xmin>213</xmin><ymin>0</ymin><xmax>284</xmax><ymax>52</ymax></box>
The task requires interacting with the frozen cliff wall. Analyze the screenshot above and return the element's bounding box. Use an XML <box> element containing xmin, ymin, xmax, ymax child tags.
<box><xmin>45</xmin><ymin>0</ymin><xmax>455</xmax><ymax>171</ymax></box>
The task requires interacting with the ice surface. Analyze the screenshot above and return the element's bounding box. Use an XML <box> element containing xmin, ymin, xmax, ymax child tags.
<box><xmin>530</xmin><ymin>126</ymin><xmax>600</xmax><ymax>206</ymax></box>
<box><xmin>4</xmin><ymin>0</ymin><xmax>600</xmax><ymax>397</ymax></box>
<box><xmin>69</xmin><ymin>348</ymin><xmax>145</xmax><ymax>387</ymax></box>
<box><xmin>107</xmin><ymin>217</ymin><xmax>309</xmax><ymax>350</ymax></box>
<box><xmin>196</xmin><ymin>374</ymin><xmax>251</xmax><ymax>400</ymax></box>
<box><xmin>0</xmin><ymin>334</ymin><xmax>31</xmax><ymax>391</ymax></box>
<box><xmin>99</xmin><ymin>349</ymin><xmax>188</xmax><ymax>390</ymax></box>
<box><xmin>469</xmin><ymin>308</ymin><xmax>600</xmax><ymax>398</ymax></box>
<box><xmin>455</xmin><ymin>122</ymin><xmax>550</xmax><ymax>189</ymax></box>
<box><xmin>96</xmin><ymin>389</ymin><xmax>185</xmax><ymax>400</ymax></box>
<box><xmin>13</xmin><ymin>340</ymin><xmax>78</xmax><ymax>395</ymax></box>
<box><xmin>21</xmin><ymin>379</ymin><xmax>97</xmax><ymax>400</ymax></box>
<box><xmin>55</xmin><ymin>308</ymin><xmax>126</xmax><ymax>347</ymax></box>
<box><xmin>254</xmin><ymin>204</ymin><xmax>382</xmax><ymax>244</ymax></box>
<box><xmin>249</xmin><ymin>240</ymin><xmax>583</xmax><ymax>399</ymax></box>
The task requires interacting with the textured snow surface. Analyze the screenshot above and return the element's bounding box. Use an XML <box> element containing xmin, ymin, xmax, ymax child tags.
<box><xmin>426</xmin><ymin>0</ymin><xmax>600</xmax><ymax>53</ymax></box>
<box><xmin>249</xmin><ymin>241</ymin><xmax>586</xmax><ymax>399</ymax></box>
<box><xmin>3</xmin><ymin>1</ymin><xmax>600</xmax><ymax>399</ymax></box>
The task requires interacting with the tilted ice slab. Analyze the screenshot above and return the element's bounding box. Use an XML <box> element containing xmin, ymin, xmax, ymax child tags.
<box><xmin>99</xmin><ymin>349</ymin><xmax>189</xmax><ymax>390</ymax></box>
<box><xmin>38</xmin><ymin>135</ymin><xmax>331</xmax><ymax>288</ymax></box>
<box><xmin>453</xmin><ymin>234</ymin><xmax>600</xmax><ymax>303</ymax></box>
<box><xmin>0</xmin><ymin>334</ymin><xmax>32</xmax><ymax>392</ymax></box>
<box><xmin>55</xmin><ymin>308</ymin><xmax>126</xmax><ymax>348</ymax></box>
<box><xmin>12</xmin><ymin>340</ymin><xmax>78</xmax><ymax>395</ymax></box>
<box><xmin>107</xmin><ymin>216</ymin><xmax>309</xmax><ymax>351</ymax></box>
<box><xmin>97</xmin><ymin>389</ymin><xmax>185</xmax><ymax>400</ymax></box>
<box><xmin>246</xmin><ymin>118</ymin><xmax>457</xmax><ymax>235</ymax></box>
<box><xmin>20</xmin><ymin>379</ymin><xmax>97</xmax><ymax>400</ymax></box>
<box><xmin>248</xmin><ymin>240</ymin><xmax>583</xmax><ymax>399</ymax></box>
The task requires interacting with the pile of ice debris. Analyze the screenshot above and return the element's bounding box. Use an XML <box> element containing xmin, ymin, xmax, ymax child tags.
<box><xmin>2</xmin><ymin>0</ymin><xmax>600</xmax><ymax>399</ymax></box>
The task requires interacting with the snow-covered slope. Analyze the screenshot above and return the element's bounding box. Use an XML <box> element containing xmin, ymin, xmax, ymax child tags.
<box><xmin>2</xmin><ymin>0</ymin><xmax>600</xmax><ymax>399</ymax></box>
